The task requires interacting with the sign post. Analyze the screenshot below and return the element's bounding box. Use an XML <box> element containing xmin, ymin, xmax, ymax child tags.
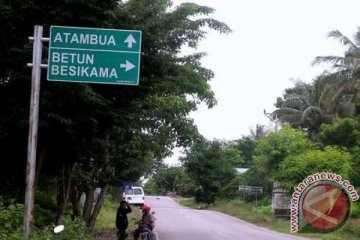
<box><xmin>47</xmin><ymin>26</ymin><xmax>142</xmax><ymax>85</ymax></box>
<box><xmin>24</xmin><ymin>25</ymin><xmax>44</xmax><ymax>240</ymax></box>
<box><xmin>24</xmin><ymin>25</ymin><xmax>141</xmax><ymax>238</ymax></box>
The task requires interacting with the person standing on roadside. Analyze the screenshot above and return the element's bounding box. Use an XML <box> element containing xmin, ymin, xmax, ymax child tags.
<box><xmin>116</xmin><ymin>200</ymin><xmax>132</xmax><ymax>240</ymax></box>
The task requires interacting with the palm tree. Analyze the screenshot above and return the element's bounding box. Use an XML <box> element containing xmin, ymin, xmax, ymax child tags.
<box><xmin>249</xmin><ymin>124</ymin><xmax>269</xmax><ymax>140</ymax></box>
<box><xmin>272</xmin><ymin>80</ymin><xmax>330</xmax><ymax>133</ymax></box>
<box><xmin>312</xmin><ymin>29</ymin><xmax>360</xmax><ymax>122</ymax></box>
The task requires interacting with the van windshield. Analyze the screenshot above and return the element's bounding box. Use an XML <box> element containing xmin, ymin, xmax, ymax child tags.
<box><xmin>124</xmin><ymin>189</ymin><xmax>133</xmax><ymax>195</ymax></box>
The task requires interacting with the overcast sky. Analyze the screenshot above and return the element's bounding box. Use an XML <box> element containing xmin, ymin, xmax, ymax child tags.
<box><xmin>167</xmin><ymin>0</ymin><xmax>360</xmax><ymax>163</ymax></box>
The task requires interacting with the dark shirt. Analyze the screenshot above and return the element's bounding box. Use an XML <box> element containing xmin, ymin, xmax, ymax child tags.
<box><xmin>116</xmin><ymin>205</ymin><xmax>132</xmax><ymax>230</ymax></box>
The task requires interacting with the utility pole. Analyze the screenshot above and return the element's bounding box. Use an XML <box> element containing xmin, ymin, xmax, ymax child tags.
<box><xmin>263</xmin><ymin>109</ymin><xmax>280</xmax><ymax>131</ymax></box>
<box><xmin>24</xmin><ymin>25</ymin><xmax>48</xmax><ymax>239</ymax></box>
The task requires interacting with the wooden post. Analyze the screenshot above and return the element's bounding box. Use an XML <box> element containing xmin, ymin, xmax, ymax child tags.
<box><xmin>24</xmin><ymin>25</ymin><xmax>43</xmax><ymax>239</ymax></box>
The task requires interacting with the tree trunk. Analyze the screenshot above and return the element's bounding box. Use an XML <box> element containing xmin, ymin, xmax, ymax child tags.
<box><xmin>83</xmin><ymin>133</ymin><xmax>113</xmax><ymax>229</ymax></box>
<box><xmin>55</xmin><ymin>164</ymin><xmax>74</xmax><ymax>223</ymax></box>
<box><xmin>86</xmin><ymin>133</ymin><xmax>112</xmax><ymax>230</ymax></box>
<box><xmin>82</xmin><ymin>187</ymin><xmax>95</xmax><ymax>223</ymax></box>
<box><xmin>70</xmin><ymin>185</ymin><xmax>82</xmax><ymax>219</ymax></box>
<box><xmin>88</xmin><ymin>184</ymin><xmax>109</xmax><ymax>230</ymax></box>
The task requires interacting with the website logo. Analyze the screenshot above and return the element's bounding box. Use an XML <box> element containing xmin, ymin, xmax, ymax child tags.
<box><xmin>290</xmin><ymin>172</ymin><xmax>359</xmax><ymax>233</ymax></box>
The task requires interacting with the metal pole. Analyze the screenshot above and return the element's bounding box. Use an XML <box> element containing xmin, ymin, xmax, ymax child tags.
<box><xmin>24</xmin><ymin>25</ymin><xmax>43</xmax><ymax>239</ymax></box>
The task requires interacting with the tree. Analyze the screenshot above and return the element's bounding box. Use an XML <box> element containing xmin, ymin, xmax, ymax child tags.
<box><xmin>317</xmin><ymin>118</ymin><xmax>360</xmax><ymax>148</ymax></box>
<box><xmin>235</xmin><ymin>136</ymin><xmax>256</xmax><ymax>167</ymax></box>
<box><xmin>275</xmin><ymin>146</ymin><xmax>352</xmax><ymax>189</ymax></box>
<box><xmin>253</xmin><ymin>125</ymin><xmax>316</xmax><ymax>181</ymax></box>
<box><xmin>312</xmin><ymin>29</ymin><xmax>360</xmax><ymax>122</ymax></box>
<box><xmin>249</xmin><ymin>124</ymin><xmax>269</xmax><ymax>140</ymax></box>
<box><xmin>181</xmin><ymin>139</ymin><xmax>241</xmax><ymax>204</ymax></box>
<box><xmin>316</xmin><ymin>118</ymin><xmax>360</xmax><ymax>187</ymax></box>
<box><xmin>272</xmin><ymin>80</ymin><xmax>331</xmax><ymax>134</ymax></box>
<box><xmin>220</xmin><ymin>167</ymin><xmax>272</xmax><ymax>202</ymax></box>
<box><xmin>0</xmin><ymin>0</ymin><xmax>231</xmax><ymax>229</ymax></box>
<box><xmin>144</xmin><ymin>166</ymin><xmax>195</xmax><ymax>196</ymax></box>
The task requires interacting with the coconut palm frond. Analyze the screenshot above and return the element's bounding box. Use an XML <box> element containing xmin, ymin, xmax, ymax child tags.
<box><xmin>302</xmin><ymin>106</ymin><xmax>322</xmax><ymax>121</ymax></box>
<box><xmin>353</xmin><ymin>29</ymin><xmax>360</xmax><ymax>46</ymax></box>
<box><xmin>346</xmin><ymin>46</ymin><xmax>360</xmax><ymax>56</ymax></box>
<box><xmin>328</xmin><ymin>30</ymin><xmax>357</xmax><ymax>49</ymax></box>
<box><xmin>334</xmin><ymin>69</ymin><xmax>353</xmax><ymax>79</ymax></box>
<box><xmin>273</xmin><ymin>108</ymin><xmax>302</xmax><ymax>115</ymax></box>
<box><xmin>332</xmin><ymin>64</ymin><xmax>348</xmax><ymax>70</ymax></box>
<box><xmin>312</xmin><ymin>56</ymin><xmax>346</xmax><ymax>66</ymax></box>
<box><xmin>249</xmin><ymin>124</ymin><xmax>268</xmax><ymax>140</ymax></box>
<box><xmin>284</xmin><ymin>95</ymin><xmax>310</xmax><ymax>107</ymax></box>
<box><xmin>322</xmin><ymin>68</ymin><xmax>353</xmax><ymax>80</ymax></box>
<box><xmin>277</xmin><ymin>114</ymin><xmax>303</xmax><ymax>126</ymax></box>
<box><xmin>319</xmin><ymin>83</ymin><xmax>335</xmax><ymax>111</ymax></box>
<box><xmin>331</xmin><ymin>83</ymin><xmax>355</xmax><ymax>103</ymax></box>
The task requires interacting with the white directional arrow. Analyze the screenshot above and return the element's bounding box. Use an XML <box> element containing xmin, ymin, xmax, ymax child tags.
<box><xmin>124</xmin><ymin>34</ymin><xmax>136</xmax><ymax>48</ymax></box>
<box><xmin>120</xmin><ymin>60</ymin><xmax>135</xmax><ymax>72</ymax></box>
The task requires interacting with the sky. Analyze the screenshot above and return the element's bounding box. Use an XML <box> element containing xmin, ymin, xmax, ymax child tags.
<box><xmin>166</xmin><ymin>0</ymin><xmax>360</xmax><ymax>163</ymax></box>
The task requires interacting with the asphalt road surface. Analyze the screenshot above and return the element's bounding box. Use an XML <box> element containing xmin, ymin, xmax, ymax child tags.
<box><xmin>145</xmin><ymin>196</ymin><xmax>309</xmax><ymax>240</ymax></box>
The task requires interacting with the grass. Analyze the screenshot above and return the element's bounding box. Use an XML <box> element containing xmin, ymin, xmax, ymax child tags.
<box><xmin>178</xmin><ymin>198</ymin><xmax>360</xmax><ymax>240</ymax></box>
<box><xmin>95</xmin><ymin>198</ymin><xmax>118</xmax><ymax>231</ymax></box>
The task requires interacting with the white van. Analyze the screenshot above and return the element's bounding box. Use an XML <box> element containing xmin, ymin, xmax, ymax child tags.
<box><xmin>123</xmin><ymin>186</ymin><xmax>145</xmax><ymax>205</ymax></box>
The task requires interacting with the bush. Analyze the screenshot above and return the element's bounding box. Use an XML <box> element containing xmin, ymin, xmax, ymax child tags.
<box><xmin>0</xmin><ymin>199</ymin><xmax>24</xmax><ymax>240</ymax></box>
<box><xmin>351</xmin><ymin>202</ymin><xmax>360</xmax><ymax>218</ymax></box>
<box><xmin>30</xmin><ymin>217</ymin><xmax>91</xmax><ymax>240</ymax></box>
<box><xmin>253</xmin><ymin>205</ymin><xmax>272</xmax><ymax>215</ymax></box>
<box><xmin>52</xmin><ymin>217</ymin><xmax>91</xmax><ymax>240</ymax></box>
<box><xmin>0</xmin><ymin>197</ymin><xmax>91</xmax><ymax>240</ymax></box>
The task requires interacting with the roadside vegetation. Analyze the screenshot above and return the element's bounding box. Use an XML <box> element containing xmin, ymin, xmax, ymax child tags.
<box><xmin>178</xmin><ymin>198</ymin><xmax>360</xmax><ymax>240</ymax></box>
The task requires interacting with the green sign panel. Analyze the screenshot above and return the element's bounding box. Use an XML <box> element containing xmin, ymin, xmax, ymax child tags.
<box><xmin>47</xmin><ymin>26</ymin><xmax>142</xmax><ymax>85</ymax></box>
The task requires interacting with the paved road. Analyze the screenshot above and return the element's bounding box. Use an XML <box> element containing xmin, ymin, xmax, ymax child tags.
<box><xmin>145</xmin><ymin>196</ymin><xmax>309</xmax><ymax>240</ymax></box>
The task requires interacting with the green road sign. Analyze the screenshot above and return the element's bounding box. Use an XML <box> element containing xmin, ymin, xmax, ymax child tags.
<box><xmin>47</xmin><ymin>26</ymin><xmax>141</xmax><ymax>85</ymax></box>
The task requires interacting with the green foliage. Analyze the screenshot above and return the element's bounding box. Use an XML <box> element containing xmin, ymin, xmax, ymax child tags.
<box><xmin>182</xmin><ymin>140</ymin><xmax>240</xmax><ymax>204</ymax></box>
<box><xmin>220</xmin><ymin>168</ymin><xmax>272</xmax><ymax>202</ymax></box>
<box><xmin>272</xmin><ymin>80</ymin><xmax>331</xmax><ymax>133</ymax></box>
<box><xmin>317</xmin><ymin>118</ymin><xmax>360</xmax><ymax>148</ymax></box>
<box><xmin>0</xmin><ymin>197</ymin><xmax>90</xmax><ymax>240</ymax></box>
<box><xmin>254</xmin><ymin>125</ymin><xmax>316</xmax><ymax>179</ymax></box>
<box><xmin>30</xmin><ymin>217</ymin><xmax>91</xmax><ymax>240</ymax></box>
<box><xmin>0</xmin><ymin>0</ymin><xmax>231</xmax><ymax>198</ymax></box>
<box><xmin>57</xmin><ymin>217</ymin><xmax>91</xmax><ymax>240</ymax></box>
<box><xmin>316</xmin><ymin>118</ymin><xmax>360</xmax><ymax>187</ymax></box>
<box><xmin>144</xmin><ymin>166</ymin><xmax>196</xmax><ymax>196</ymax></box>
<box><xmin>275</xmin><ymin>146</ymin><xmax>352</xmax><ymax>189</ymax></box>
<box><xmin>349</xmin><ymin>147</ymin><xmax>360</xmax><ymax>187</ymax></box>
<box><xmin>249</xmin><ymin>124</ymin><xmax>269</xmax><ymax>140</ymax></box>
<box><xmin>351</xmin><ymin>202</ymin><xmax>360</xmax><ymax>218</ymax></box>
<box><xmin>253</xmin><ymin>205</ymin><xmax>272</xmax><ymax>215</ymax></box>
<box><xmin>0</xmin><ymin>200</ymin><xmax>24</xmax><ymax>240</ymax></box>
<box><xmin>144</xmin><ymin>179</ymin><xmax>160</xmax><ymax>195</ymax></box>
<box><xmin>235</xmin><ymin>137</ymin><xmax>256</xmax><ymax>167</ymax></box>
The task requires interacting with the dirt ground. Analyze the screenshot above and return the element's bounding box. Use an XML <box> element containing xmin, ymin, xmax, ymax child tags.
<box><xmin>94</xmin><ymin>229</ymin><xmax>118</xmax><ymax>240</ymax></box>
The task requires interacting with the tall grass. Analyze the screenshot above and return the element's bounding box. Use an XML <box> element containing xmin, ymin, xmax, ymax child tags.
<box><xmin>95</xmin><ymin>198</ymin><xmax>118</xmax><ymax>231</ymax></box>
